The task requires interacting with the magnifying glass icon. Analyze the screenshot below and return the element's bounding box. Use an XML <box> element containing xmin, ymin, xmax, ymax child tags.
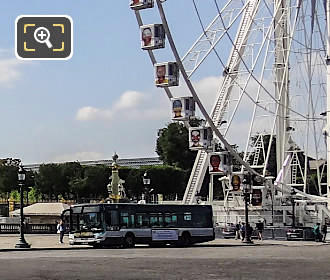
<box><xmin>34</xmin><ymin>27</ymin><xmax>53</xmax><ymax>49</ymax></box>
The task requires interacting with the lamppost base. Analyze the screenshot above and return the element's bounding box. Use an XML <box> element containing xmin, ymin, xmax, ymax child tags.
<box><xmin>242</xmin><ymin>238</ymin><xmax>253</xmax><ymax>244</ymax></box>
<box><xmin>15</xmin><ymin>238</ymin><xmax>30</xmax><ymax>248</ymax></box>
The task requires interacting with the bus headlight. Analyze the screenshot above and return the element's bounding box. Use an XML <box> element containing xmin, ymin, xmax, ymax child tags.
<box><xmin>94</xmin><ymin>232</ymin><xmax>105</xmax><ymax>240</ymax></box>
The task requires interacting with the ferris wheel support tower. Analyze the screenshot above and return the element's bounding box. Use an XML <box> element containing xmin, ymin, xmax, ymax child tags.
<box><xmin>274</xmin><ymin>0</ymin><xmax>290</xmax><ymax>177</ymax></box>
<box><xmin>326</xmin><ymin>0</ymin><xmax>330</xmax><ymax>209</ymax></box>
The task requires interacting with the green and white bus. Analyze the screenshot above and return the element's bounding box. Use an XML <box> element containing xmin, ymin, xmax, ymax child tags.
<box><xmin>65</xmin><ymin>203</ymin><xmax>214</xmax><ymax>248</ymax></box>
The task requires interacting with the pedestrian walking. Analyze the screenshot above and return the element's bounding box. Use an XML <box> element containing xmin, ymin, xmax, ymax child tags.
<box><xmin>235</xmin><ymin>222</ymin><xmax>241</xmax><ymax>240</ymax></box>
<box><xmin>256</xmin><ymin>220</ymin><xmax>264</xmax><ymax>241</ymax></box>
<box><xmin>313</xmin><ymin>223</ymin><xmax>322</xmax><ymax>242</ymax></box>
<box><xmin>246</xmin><ymin>223</ymin><xmax>253</xmax><ymax>240</ymax></box>
<box><xmin>240</xmin><ymin>222</ymin><xmax>245</xmax><ymax>241</ymax></box>
<box><xmin>322</xmin><ymin>224</ymin><xmax>327</xmax><ymax>243</ymax></box>
<box><xmin>57</xmin><ymin>219</ymin><xmax>65</xmax><ymax>244</ymax></box>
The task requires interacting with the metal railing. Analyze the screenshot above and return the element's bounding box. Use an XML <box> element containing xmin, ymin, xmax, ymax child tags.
<box><xmin>0</xmin><ymin>223</ymin><xmax>57</xmax><ymax>234</ymax></box>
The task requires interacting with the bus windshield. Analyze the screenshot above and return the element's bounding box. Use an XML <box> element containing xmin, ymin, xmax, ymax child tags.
<box><xmin>71</xmin><ymin>205</ymin><xmax>103</xmax><ymax>232</ymax></box>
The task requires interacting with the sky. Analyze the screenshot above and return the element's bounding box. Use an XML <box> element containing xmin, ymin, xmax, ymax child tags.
<box><xmin>0</xmin><ymin>1</ymin><xmax>223</xmax><ymax>164</ymax></box>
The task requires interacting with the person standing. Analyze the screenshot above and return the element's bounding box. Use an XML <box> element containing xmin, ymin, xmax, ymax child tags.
<box><xmin>246</xmin><ymin>223</ymin><xmax>253</xmax><ymax>240</ymax></box>
<box><xmin>313</xmin><ymin>223</ymin><xmax>322</xmax><ymax>242</ymax></box>
<box><xmin>322</xmin><ymin>224</ymin><xmax>327</xmax><ymax>243</ymax></box>
<box><xmin>256</xmin><ymin>220</ymin><xmax>264</xmax><ymax>241</ymax></box>
<box><xmin>235</xmin><ymin>222</ymin><xmax>241</xmax><ymax>240</ymax></box>
<box><xmin>240</xmin><ymin>223</ymin><xmax>246</xmax><ymax>241</ymax></box>
<box><xmin>57</xmin><ymin>219</ymin><xmax>65</xmax><ymax>244</ymax></box>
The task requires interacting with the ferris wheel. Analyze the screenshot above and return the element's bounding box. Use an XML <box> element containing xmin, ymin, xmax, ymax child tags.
<box><xmin>130</xmin><ymin>0</ymin><xmax>328</xmax><ymax>205</ymax></box>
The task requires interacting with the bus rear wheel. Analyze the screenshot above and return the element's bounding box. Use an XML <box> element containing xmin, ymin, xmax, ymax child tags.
<box><xmin>178</xmin><ymin>232</ymin><xmax>192</xmax><ymax>247</ymax></box>
<box><xmin>123</xmin><ymin>234</ymin><xmax>135</xmax><ymax>248</ymax></box>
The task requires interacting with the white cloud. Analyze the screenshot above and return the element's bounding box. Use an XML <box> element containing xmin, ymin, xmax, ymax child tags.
<box><xmin>76</xmin><ymin>106</ymin><xmax>113</xmax><ymax>121</ymax></box>
<box><xmin>113</xmin><ymin>90</ymin><xmax>145</xmax><ymax>110</ymax></box>
<box><xmin>76</xmin><ymin>89</ymin><xmax>169</xmax><ymax>122</ymax></box>
<box><xmin>170</xmin><ymin>76</ymin><xmax>221</xmax><ymax>113</ymax></box>
<box><xmin>0</xmin><ymin>58</ymin><xmax>24</xmax><ymax>87</ymax></box>
<box><xmin>52</xmin><ymin>151</ymin><xmax>104</xmax><ymax>163</ymax></box>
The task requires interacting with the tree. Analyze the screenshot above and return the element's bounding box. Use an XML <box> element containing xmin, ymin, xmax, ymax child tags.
<box><xmin>83</xmin><ymin>165</ymin><xmax>109</xmax><ymax>198</ymax></box>
<box><xmin>0</xmin><ymin>165</ymin><xmax>18</xmax><ymax>194</ymax></box>
<box><xmin>156</xmin><ymin>122</ymin><xmax>196</xmax><ymax>170</ymax></box>
<box><xmin>122</xmin><ymin>165</ymin><xmax>188</xmax><ymax>198</ymax></box>
<box><xmin>35</xmin><ymin>164</ymin><xmax>65</xmax><ymax>199</ymax></box>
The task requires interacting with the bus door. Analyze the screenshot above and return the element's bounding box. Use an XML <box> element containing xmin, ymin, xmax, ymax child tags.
<box><xmin>135</xmin><ymin>212</ymin><xmax>151</xmax><ymax>239</ymax></box>
<box><xmin>104</xmin><ymin>209</ymin><xmax>121</xmax><ymax>238</ymax></box>
<box><xmin>61</xmin><ymin>208</ymin><xmax>71</xmax><ymax>233</ymax></box>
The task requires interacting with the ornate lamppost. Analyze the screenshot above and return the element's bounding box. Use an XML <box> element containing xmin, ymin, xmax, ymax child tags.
<box><xmin>242</xmin><ymin>173</ymin><xmax>253</xmax><ymax>244</ymax></box>
<box><xmin>15</xmin><ymin>164</ymin><xmax>30</xmax><ymax>248</ymax></box>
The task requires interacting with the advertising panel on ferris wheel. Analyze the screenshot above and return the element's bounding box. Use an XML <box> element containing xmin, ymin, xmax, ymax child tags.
<box><xmin>140</xmin><ymin>24</ymin><xmax>165</xmax><ymax>50</ymax></box>
<box><xmin>230</xmin><ymin>173</ymin><xmax>243</xmax><ymax>192</ymax></box>
<box><xmin>189</xmin><ymin>127</ymin><xmax>213</xmax><ymax>151</ymax></box>
<box><xmin>129</xmin><ymin>0</ymin><xmax>154</xmax><ymax>10</ymax></box>
<box><xmin>251</xmin><ymin>189</ymin><xmax>262</xmax><ymax>206</ymax></box>
<box><xmin>209</xmin><ymin>152</ymin><xmax>229</xmax><ymax>174</ymax></box>
<box><xmin>155</xmin><ymin>62</ymin><xmax>179</xmax><ymax>87</ymax></box>
<box><xmin>171</xmin><ymin>97</ymin><xmax>195</xmax><ymax>121</ymax></box>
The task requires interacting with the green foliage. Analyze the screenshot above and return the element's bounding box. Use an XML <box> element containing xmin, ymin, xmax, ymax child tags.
<box><xmin>122</xmin><ymin>165</ymin><xmax>188</xmax><ymax>198</ymax></box>
<box><xmin>0</xmin><ymin>165</ymin><xmax>18</xmax><ymax>193</ymax></box>
<box><xmin>28</xmin><ymin>187</ymin><xmax>42</xmax><ymax>202</ymax></box>
<box><xmin>0</xmin><ymin>157</ymin><xmax>189</xmax><ymax>200</ymax></box>
<box><xmin>35</xmin><ymin>164</ymin><xmax>65</xmax><ymax>199</ymax></box>
<box><xmin>9</xmin><ymin>190</ymin><xmax>20</xmax><ymax>200</ymax></box>
<box><xmin>68</xmin><ymin>177</ymin><xmax>88</xmax><ymax>200</ymax></box>
<box><xmin>156</xmin><ymin>122</ymin><xmax>196</xmax><ymax>170</ymax></box>
<box><xmin>82</xmin><ymin>165</ymin><xmax>109</xmax><ymax>197</ymax></box>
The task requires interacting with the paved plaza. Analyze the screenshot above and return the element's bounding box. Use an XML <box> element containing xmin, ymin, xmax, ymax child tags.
<box><xmin>0</xmin><ymin>234</ymin><xmax>329</xmax><ymax>250</ymax></box>
<box><xmin>0</xmin><ymin>235</ymin><xmax>329</xmax><ymax>279</ymax></box>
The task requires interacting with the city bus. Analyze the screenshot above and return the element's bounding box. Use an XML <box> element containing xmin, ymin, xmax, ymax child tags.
<box><xmin>64</xmin><ymin>203</ymin><xmax>214</xmax><ymax>248</ymax></box>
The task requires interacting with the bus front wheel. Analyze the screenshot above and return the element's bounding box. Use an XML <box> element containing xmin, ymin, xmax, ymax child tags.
<box><xmin>93</xmin><ymin>243</ymin><xmax>103</xmax><ymax>249</ymax></box>
<box><xmin>123</xmin><ymin>234</ymin><xmax>135</xmax><ymax>248</ymax></box>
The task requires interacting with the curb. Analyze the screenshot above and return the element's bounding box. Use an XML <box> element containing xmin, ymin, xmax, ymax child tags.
<box><xmin>0</xmin><ymin>246</ymin><xmax>90</xmax><ymax>252</ymax></box>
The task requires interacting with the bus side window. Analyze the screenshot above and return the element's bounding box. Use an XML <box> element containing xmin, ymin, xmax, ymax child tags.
<box><xmin>158</xmin><ymin>213</ymin><xmax>164</xmax><ymax>227</ymax></box>
<box><xmin>136</xmin><ymin>213</ymin><xmax>149</xmax><ymax>228</ymax></box>
<box><xmin>150</xmin><ymin>215</ymin><xmax>158</xmax><ymax>227</ymax></box>
<box><xmin>171</xmin><ymin>215</ymin><xmax>177</xmax><ymax>225</ymax></box>
<box><xmin>105</xmin><ymin>210</ymin><xmax>119</xmax><ymax>230</ymax></box>
<box><xmin>142</xmin><ymin>214</ymin><xmax>149</xmax><ymax>227</ymax></box>
<box><xmin>165</xmin><ymin>214</ymin><xmax>177</xmax><ymax>227</ymax></box>
<box><xmin>136</xmin><ymin>214</ymin><xmax>143</xmax><ymax>228</ymax></box>
<box><xmin>164</xmin><ymin>214</ymin><xmax>171</xmax><ymax>227</ymax></box>
<box><xmin>120</xmin><ymin>212</ymin><xmax>129</xmax><ymax>228</ymax></box>
<box><xmin>110</xmin><ymin>210</ymin><xmax>119</xmax><ymax>226</ymax></box>
<box><xmin>182</xmin><ymin>212</ymin><xmax>192</xmax><ymax>227</ymax></box>
<box><xmin>184</xmin><ymin>212</ymin><xmax>192</xmax><ymax>221</ymax></box>
<box><xmin>150</xmin><ymin>213</ymin><xmax>163</xmax><ymax>227</ymax></box>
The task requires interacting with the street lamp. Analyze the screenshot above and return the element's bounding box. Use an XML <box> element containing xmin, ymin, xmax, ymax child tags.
<box><xmin>290</xmin><ymin>189</ymin><xmax>297</xmax><ymax>228</ymax></box>
<box><xmin>15</xmin><ymin>164</ymin><xmax>30</xmax><ymax>248</ymax></box>
<box><xmin>142</xmin><ymin>172</ymin><xmax>151</xmax><ymax>203</ymax></box>
<box><xmin>242</xmin><ymin>173</ymin><xmax>253</xmax><ymax>244</ymax></box>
